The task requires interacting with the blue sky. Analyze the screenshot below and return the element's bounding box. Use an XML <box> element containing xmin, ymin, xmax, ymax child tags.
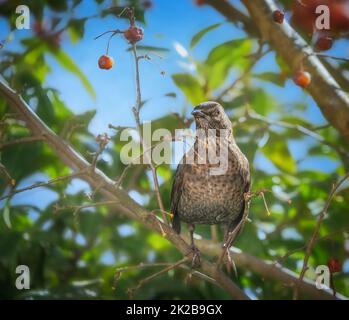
<box><xmin>1</xmin><ymin>0</ymin><xmax>346</xmax><ymax>209</ymax></box>
<box><xmin>2</xmin><ymin>0</ymin><xmax>339</xmax><ymax>130</ymax></box>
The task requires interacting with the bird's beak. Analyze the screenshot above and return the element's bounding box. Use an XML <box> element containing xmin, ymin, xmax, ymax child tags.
<box><xmin>191</xmin><ymin>109</ymin><xmax>204</xmax><ymax>118</ymax></box>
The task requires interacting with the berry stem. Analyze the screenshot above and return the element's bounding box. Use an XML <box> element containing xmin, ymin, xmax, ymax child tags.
<box><xmin>130</xmin><ymin>43</ymin><xmax>167</xmax><ymax>224</ymax></box>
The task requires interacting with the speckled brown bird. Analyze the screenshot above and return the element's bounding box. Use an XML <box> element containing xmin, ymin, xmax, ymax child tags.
<box><xmin>170</xmin><ymin>101</ymin><xmax>250</xmax><ymax>263</ymax></box>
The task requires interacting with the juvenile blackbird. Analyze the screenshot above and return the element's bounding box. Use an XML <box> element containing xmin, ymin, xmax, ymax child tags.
<box><xmin>170</xmin><ymin>101</ymin><xmax>250</xmax><ymax>264</ymax></box>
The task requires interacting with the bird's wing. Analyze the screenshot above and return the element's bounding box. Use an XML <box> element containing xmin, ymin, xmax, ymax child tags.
<box><xmin>170</xmin><ymin>163</ymin><xmax>185</xmax><ymax>234</ymax></box>
<box><xmin>228</xmin><ymin>154</ymin><xmax>251</xmax><ymax>234</ymax></box>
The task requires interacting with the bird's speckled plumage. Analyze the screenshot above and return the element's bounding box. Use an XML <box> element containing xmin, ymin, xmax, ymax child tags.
<box><xmin>171</xmin><ymin>101</ymin><xmax>250</xmax><ymax>236</ymax></box>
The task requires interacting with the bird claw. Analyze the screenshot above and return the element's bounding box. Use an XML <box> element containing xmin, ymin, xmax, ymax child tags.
<box><xmin>190</xmin><ymin>245</ymin><xmax>201</xmax><ymax>268</ymax></box>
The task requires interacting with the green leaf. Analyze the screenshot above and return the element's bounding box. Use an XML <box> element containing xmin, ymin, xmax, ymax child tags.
<box><xmin>204</xmin><ymin>38</ymin><xmax>253</xmax><ymax>90</ymax></box>
<box><xmin>275</xmin><ymin>54</ymin><xmax>291</xmax><ymax>74</ymax></box>
<box><xmin>247</xmin><ymin>87</ymin><xmax>277</xmax><ymax>115</ymax></box>
<box><xmin>68</xmin><ymin>19</ymin><xmax>86</xmax><ymax>44</ymax></box>
<box><xmin>262</xmin><ymin>133</ymin><xmax>297</xmax><ymax>173</ymax></box>
<box><xmin>253</xmin><ymin>72</ymin><xmax>286</xmax><ymax>87</ymax></box>
<box><xmin>47</xmin><ymin>0</ymin><xmax>68</xmax><ymax>11</ymax></box>
<box><xmin>2</xmin><ymin>204</ymin><xmax>11</xmax><ymax>229</ymax></box>
<box><xmin>172</xmin><ymin>73</ymin><xmax>205</xmax><ymax>105</ymax></box>
<box><xmin>190</xmin><ymin>23</ymin><xmax>222</xmax><ymax>49</ymax></box>
<box><xmin>49</xmin><ymin>49</ymin><xmax>96</xmax><ymax>99</ymax></box>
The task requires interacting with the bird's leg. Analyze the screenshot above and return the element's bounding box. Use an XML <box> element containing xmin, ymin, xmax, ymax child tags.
<box><xmin>189</xmin><ymin>224</ymin><xmax>201</xmax><ymax>268</ymax></box>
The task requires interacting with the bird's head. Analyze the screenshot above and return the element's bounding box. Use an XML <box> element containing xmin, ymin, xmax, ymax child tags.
<box><xmin>191</xmin><ymin>101</ymin><xmax>232</xmax><ymax>131</ymax></box>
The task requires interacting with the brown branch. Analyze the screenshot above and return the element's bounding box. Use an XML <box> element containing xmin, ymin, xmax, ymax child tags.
<box><xmin>197</xmin><ymin>239</ymin><xmax>347</xmax><ymax>300</ymax></box>
<box><xmin>0</xmin><ymin>77</ymin><xmax>249</xmax><ymax>300</ymax></box>
<box><xmin>208</xmin><ymin>0</ymin><xmax>349</xmax><ymax>144</ymax></box>
<box><xmin>244</xmin><ymin>108</ymin><xmax>349</xmax><ymax>162</ymax></box>
<box><xmin>0</xmin><ymin>162</ymin><xmax>15</xmax><ymax>186</ymax></box>
<box><xmin>56</xmin><ymin>200</ymin><xmax>120</xmax><ymax>213</ymax></box>
<box><xmin>0</xmin><ymin>135</ymin><xmax>44</xmax><ymax>149</ymax></box>
<box><xmin>1</xmin><ymin>78</ymin><xmax>344</xmax><ymax>299</ymax></box>
<box><xmin>275</xmin><ymin>226</ymin><xmax>349</xmax><ymax>265</ymax></box>
<box><xmin>216</xmin><ymin>196</ymin><xmax>251</xmax><ymax>269</ymax></box>
<box><xmin>314</xmin><ymin>54</ymin><xmax>349</xmax><ymax>64</ymax></box>
<box><xmin>130</xmin><ymin>42</ymin><xmax>167</xmax><ymax>223</ymax></box>
<box><xmin>204</xmin><ymin>0</ymin><xmax>258</xmax><ymax>37</ymax></box>
<box><xmin>115</xmin><ymin>261</ymin><xmax>220</xmax><ymax>294</ymax></box>
<box><xmin>127</xmin><ymin>257</ymin><xmax>189</xmax><ymax>298</ymax></box>
<box><xmin>293</xmin><ymin>172</ymin><xmax>349</xmax><ymax>299</ymax></box>
<box><xmin>91</xmin><ymin>133</ymin><xmax>110</xmax><ymax>170</ymax></box>
<box><xmin>0</xmin><ymin>171</ymin><xmax>83</xmax><ymax>201</ymax></box>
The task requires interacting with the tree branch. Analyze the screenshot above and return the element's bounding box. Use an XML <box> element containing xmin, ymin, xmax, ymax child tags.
<box><xmin>0</xmin><ymin>171</ymin><xmax>82</xmax><ymax>201</ymax></box>
<box><xmin>0</xmin><ymin>135</ymin><xmax>44</xmax><ymax>149</ymax></box>
<box><xmin>197</xmin><ymin>239</ymin><xmax>347</xmax><ymax>300</ymax></box>
<box><xmin>205</xmin><ymin>0</ymin><xmax>258</xmax><ymax>37</ymax></box>
<box><xmin>1</xmin><ymin>77</ymin><xmax>345</xmax><ymax>299</ymax></box>
<box><xmin>293</xmin><ymin>172</ymin><xmax>349</xmax><ymax>299</ymax></box>
<box><xmin>0</xmin><ymin>77</ymin><xmax>248</xmax><ymax>300</ymax></box>
<box><xmin>244</xmin><ymin>108</ymin><xmax>349</xmax><ymax>163</ymax></box>
<box><xmin>208</xmin><ymin>0</ymin><xmax>349</xmax><ymax>144</ymax></box>
<box><xmin>130</xmin><ymin>41</ymin><xmax>166</xmax><ymax>224</ymax></box>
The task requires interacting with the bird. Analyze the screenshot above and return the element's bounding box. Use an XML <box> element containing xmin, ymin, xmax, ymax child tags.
<box><xmin>170</xmin><ymin>101</ymin><xmax>250</xmax><ymax>266</ymax></box>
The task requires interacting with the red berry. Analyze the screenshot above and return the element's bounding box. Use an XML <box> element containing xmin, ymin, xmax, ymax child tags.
<box><xmin>291</xmin><ymin>0</ymin><xmax>349</xmax><ymax>35</ymax></box>
<box><xmin>98</xmin><ymin>55</ymin><xmax>114</xmax><ymax>70</ymax></box>
<box><xmin>124</xmin><ymin>26</ymin><xmax>144</xmax><ymax>44</ymax></box>
<box><xmin>195</xmin><ymin>0</ymin><xmax>205</xmax><ymax>6</ymax></box>
<box><xmin>329</xmin><ymin>1</ymin><xmax>349</xmax><ymax>33</ymax></box>
<box><xmin>142</xmin><ymin>0</ymin><xmax>152</xmax><ymax>9</ymax></box>
<box><xmin>315</xmin><ymin>36</ymin><xmax>333</xmax><ymax>51</ymax></box>
<box><xmin>273</xmin><ymin>10</ymin><xmax>285</xmax><ymax>24</ymax></box>
<box><xmin>293</xmin><ymin>70</ymin><xmax>311</xmax><ymax>88</ymax></box>
<box><xmin>327</xmin><ymin>258</ymin><xmax>342</xmax><ymax>273</ymax></box>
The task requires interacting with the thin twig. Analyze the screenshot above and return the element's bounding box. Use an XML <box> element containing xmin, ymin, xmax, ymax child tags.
<box><xmin>0</xmin><ymin>135</ymin><xmax>43</xmax><ymax>149</ymax></box>
<box><xmin>91</xmin><ymin>133</ymin><xmax>110</xmax><ymax>170</ymax></box>
<box><xmin>275</xmin><ymin>225</ymin><xmax>349</xmax><ymax>265</ymax></box>
<box><xmin>211</xmin><ymin>225</ymin><xmax>218</xmax><ymax>243</ymax></box>
<box><xmin>130</xmin><ymin>40</ymin><xmax>167</xmax><ymax>223</ymax></box>
<box><xmin>216</xmin><ymin>193</ymin><xmax>252</xmax><ymax>269</ymax></box>
<box><xmin>245</xmin><ymin>108</ymin><xmax>349</xmax><ymax>160</ymax></box>
<box><xmin>215</xmin><ymin>45</ymin><xmax>269</xmax><ymax>101</ymax></box>
<box><xmin>114</xmin><ymin>261</ymin><xmax>219</xmax><ymax>291</ymax></box>
<box><xmin>94</xmin><ymin>29</ymin><xmax>123</xmax><ymax>40</ymax></box>
<box><xmin>293</xmin><ymin>172</ymin><xmax>349</xmax><ymax>299</ymax></box>
<box><xmin>312</xmin><ymin>53</ymin><xmax>349</xmax><ymax>63</ymax></box>
<box><xmin>56</xmin><ymin>200</ymin><xmax>120</xmax><ymax>214</ymax></box>
<box><xmin>0</xmin><ymin>162</ymin><xmax>15</xmax><ymax>186</ymax></box>
<box><xmin>0</xmin><ymin>171</ymin><xmax>83</xmax><ymax>201</ymax></box>
<box><xmin>127</xmin><ymin>257</ymin><xmax>188</xmax><ymax>298</ymax></box>
<box><xmin>0</xmin><ymin>74</ymin><xmax>250</xmax><ymax>300</ymax></box>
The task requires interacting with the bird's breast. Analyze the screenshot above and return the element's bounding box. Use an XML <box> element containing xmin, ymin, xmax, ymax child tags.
<box><xmin>177</xmin><ymin>161</ymin><xmax>246</xmax><ymax>225</ymax></box>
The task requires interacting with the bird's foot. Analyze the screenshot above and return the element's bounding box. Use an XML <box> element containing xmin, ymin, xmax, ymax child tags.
<box><xmin>190</xmin><ymin>244</ymin><xmax>201</xmax><ymax>268</ymax></box>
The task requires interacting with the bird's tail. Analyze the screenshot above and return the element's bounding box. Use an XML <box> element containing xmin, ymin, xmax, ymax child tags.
<box><xmin>171</xmin><ymin>214</ymin><xmax>181</xmax><ymax>234</ymax></box>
